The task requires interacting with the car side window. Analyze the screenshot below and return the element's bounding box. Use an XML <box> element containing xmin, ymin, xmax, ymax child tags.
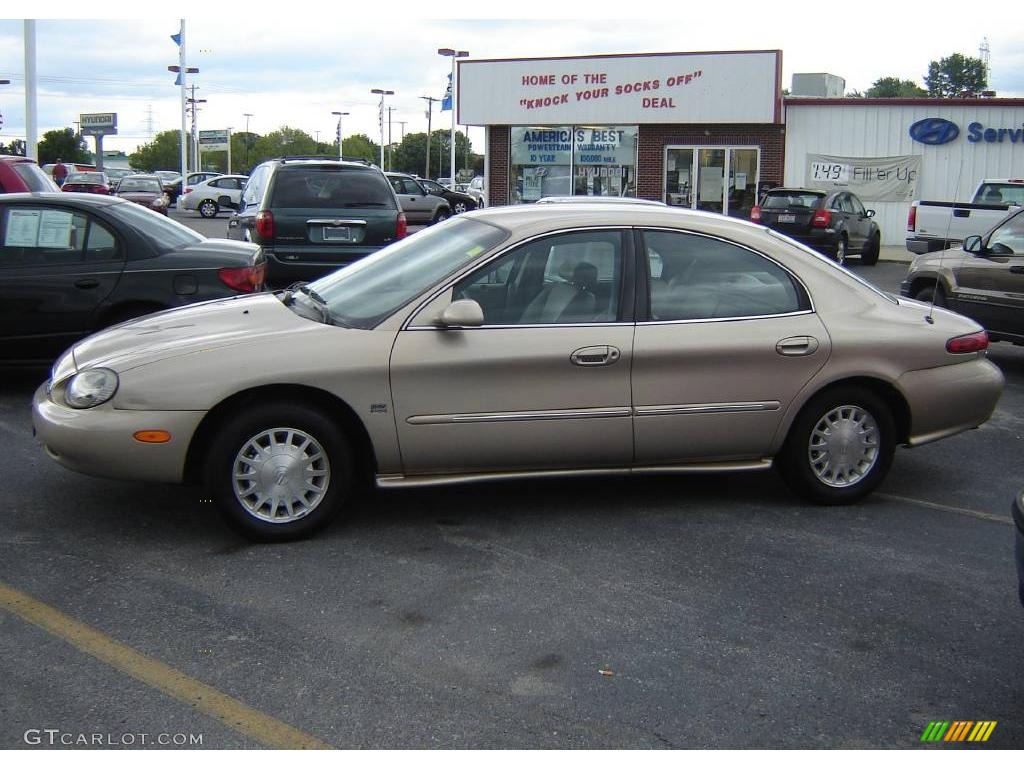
<box><xmin>849</xmin><ymin>196</ymin><xmax>867</xmax><ymax>216</ymax></box>
<box><xmin>987</xmin><ymin>211</ymin><xmax>1024</xmax><ymax>255</ymax></box>
<box><xmin>0</xmin><ymin>206</ymin><xmax>90</xmax><ymax>268</ymax></box>
<box><xmin>837</xmin><ymin>195</ymin><xmax>855</xmax><ymax>214</ymax></box>
<box><xmin>240</xmin><ymin>166</ymin><xmax>267</xmax><ymax>209</ymax></box>
<box><xmin>85</xmin><ymin>218</ymin><xmax>121</xmax><ymax>262</ymax></box>
<box><xmin>644</xmin><ymin>230</ymin><xmax>806</xmax><ymax>321</ymax></box>
<box><xmin>453</xmin><ymin>230</ymin><xmax>624</xmax><ymax>325</ymax></box>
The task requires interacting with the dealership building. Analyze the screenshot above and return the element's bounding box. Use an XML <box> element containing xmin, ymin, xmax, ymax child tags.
<box><xmin>458</xmin><ymin>50</ymin><xmax>1024</xmax><ymax>245</ymax></box>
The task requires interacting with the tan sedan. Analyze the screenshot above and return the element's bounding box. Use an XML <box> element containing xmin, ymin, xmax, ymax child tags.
<box><xmin>33</xmin><ymin>204</ymin><xmax>1004</xmax><ymax>541</ymax></box>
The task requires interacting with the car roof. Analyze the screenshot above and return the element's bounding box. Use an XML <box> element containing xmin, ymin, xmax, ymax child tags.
<box><xmin>536</xmin><ymin>196</ymin><xmax>666</xmax><ymax>206</ymax></box>
<box><xmin>0</xmin><ymin>191</ymin><xmax>124</xmax><ymax>207</ymax></box>
<box><xmin>764</xmin><ymin>187</ymin><xmax>830</xmax><ymax>196</ymax></box>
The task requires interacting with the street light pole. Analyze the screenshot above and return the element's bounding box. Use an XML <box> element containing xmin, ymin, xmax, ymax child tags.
<box><xmin>331</xmin><ymin>111</ymin><xmax>349</xmax><ymax>161</ymax></box>
<box><xmin>438</xmin><ymin>48</ymin><xmax>468</xmax><ymax>188</ymax></box>
<box><xmin>370</xmin><ymin>89</ymin><xmax>393</xmax><ymax>170</ymax></box>
<box><xmin>243</xmin><ymin>112</ymin><xmax>253</xmax><ymax>169</ymax></box>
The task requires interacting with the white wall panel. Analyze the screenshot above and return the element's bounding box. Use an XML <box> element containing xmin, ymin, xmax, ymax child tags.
<box><xmin>785</xmin><ymin>102</ymin><xmax>1024</xmax><ymax>245</ymax></box>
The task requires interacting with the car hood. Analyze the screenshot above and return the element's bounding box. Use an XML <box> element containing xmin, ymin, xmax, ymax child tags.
<box><xmin>71</xmin><ymin>293</ymin><xmax>303</xmax><ymax>373</ymax></box>
<box><xmin>909</xmin><ymin>247</ymin><xmax>966</xmax><ymax>272</ymax></box>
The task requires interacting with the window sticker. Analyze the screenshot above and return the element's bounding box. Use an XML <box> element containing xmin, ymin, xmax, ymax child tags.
<box><xmin>5</xmin><ymin>209</ymin><xmax>42</xmax><ymax>247</ymax></box>
<box><xmin>38</xmin><ymin>210</ymin><xmax>75</xmax><ymax>248</ymax></box>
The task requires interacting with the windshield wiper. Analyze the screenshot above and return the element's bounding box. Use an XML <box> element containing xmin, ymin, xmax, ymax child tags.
<box><xmin>298</xmin><ymin>285</ymin><xmax>346</xmax><ymax>326</ymax></box>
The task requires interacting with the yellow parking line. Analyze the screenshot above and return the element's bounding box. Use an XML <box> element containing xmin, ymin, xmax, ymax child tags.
<box><xmin>0</xmin><ymin>582</ymin><xmax>331</xmax><ymax>750</ymax></box>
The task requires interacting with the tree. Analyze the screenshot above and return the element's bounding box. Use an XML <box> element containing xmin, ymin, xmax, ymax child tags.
<box><xmin>340</xmin><ymin>133</ymin><xmax>380</xmax><ymax>165</ymax></box>
<box><xmin>0</xmin><ymin>138</ymin><xmax>26</xmax><ymax>156</ymax></box>
<box><xmin>866</xmin><ymin>77</ymin><xmax>927</xmax><ymax>98</ymax></box>
<box><xmin>130</xmin><ymin>130</ymin><xmax>186</xmax><ymax>171</ymax></box>
<box><xmin>390</xmin><ymin>129</ymin><xmax>473</xmax><ymax>179</ymax></box>
<box><xmin>38</xmin><ymin>128</ymin><xmax>90</xmax><ymax>165</ymax></box>
<box><xmin>925</xmin><ymin>53</ymin><xmax>988</xmax><ymax>97</ymax></box>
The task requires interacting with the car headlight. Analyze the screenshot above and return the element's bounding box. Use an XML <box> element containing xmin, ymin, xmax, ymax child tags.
<box><xmin>64</xmin><ymin>368</ymin><xmax>119</xmax><ymax>409</ymax></box>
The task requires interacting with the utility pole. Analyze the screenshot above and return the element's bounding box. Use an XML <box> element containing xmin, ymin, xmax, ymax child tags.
<box><xmin>420</xmin><ymin>96</ymin><xmax>438</xmax><ymax>179</ymax></box>
<box><xmin>243</xmin><ymin>112</ymin><xmax>253</xmax><ymax>170</ymax></box>
<box><xmin>386</xmin><ymin>106</ymin><xmax>396</xmax><ymax>171</ymax></box>
<box><xmin>24</xmin><ymin>20</ymin><xmax>37</xmax><ymax>160</ymax></box>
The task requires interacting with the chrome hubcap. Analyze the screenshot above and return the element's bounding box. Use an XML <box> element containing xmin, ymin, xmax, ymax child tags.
<box><xmin>454</xmin><ymin>203</ymin><xmax>466</xmax><ymax>213</ymax></box>
<box><xmin>808</xmin><ymin>405</ymin><xmax>879</xmax><ymax>488</ymax></box>
<box><xmin>232</xmin><ymin>428</ymin><xmax>330</xmax><ymax>523</ymax></box>
<box><xmin>836</xmin><ymin>241</ymin><xmax>846</xmax><ymax>265</ymax></box>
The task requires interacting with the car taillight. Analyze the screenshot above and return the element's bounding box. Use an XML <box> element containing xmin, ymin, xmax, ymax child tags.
<box><xmin>946</xmin><ymin>330</ymin><xmax>989</xmax><ymax>354</ymax></box>
<box><xmin>396</xmin><ymin>211</ymin><xmax>408</xmax><ymax>239</ymax></box>
<box><xmin>812</xmin><ymin>209</ymin><xmax>832</xmax><ymax>228</ymax></box>
<box><xmin>218</xmin><ymin>263</ymin><xmax>265</xmax><ymax>293</ymax></box>
<box><xmin>907</xmin><ymin>204</ymin><xmax>917</xmax><ymax>232</ymax></box>
<box><xmin>255</xmin><ymin>210</ymin><xmax>274</xmax><ymax>240</ymax></box>
<box><xmin>750</xmin><ymin>205</ymin><xmax>761</xmax><ymax>222</ymax></box>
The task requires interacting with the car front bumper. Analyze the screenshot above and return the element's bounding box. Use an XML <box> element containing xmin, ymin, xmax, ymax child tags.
<box><xmin>32</xmin><ymin>382</ymin><xmax>205</xmax><ymax>484</ymax></box>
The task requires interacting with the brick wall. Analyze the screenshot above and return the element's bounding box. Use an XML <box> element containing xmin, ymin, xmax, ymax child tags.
<box><xmin>486</xmin><ymin>123</ymin><xmax>784</xmax><ymax>205</ymax></box>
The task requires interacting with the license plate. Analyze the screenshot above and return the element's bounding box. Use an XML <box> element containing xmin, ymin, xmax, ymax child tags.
<box><xmin>323</xmin><ymin>226</ymin><xmax>352</xmax><ymax>241</ymax></box>
<box><xmin>778</xmin><ymin>214</ymin><xmax>796</xmax><ymax>223</ymax></box>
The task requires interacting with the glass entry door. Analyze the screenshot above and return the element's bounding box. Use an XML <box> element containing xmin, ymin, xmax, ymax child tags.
<box><xmin>664</xmin><ymin>146</ymin><xmax>759</xmax><ymax>217</ymax></box>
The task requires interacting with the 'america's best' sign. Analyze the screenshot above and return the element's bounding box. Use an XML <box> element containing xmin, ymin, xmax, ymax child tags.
<box><xmin>457</xmin><ymin>50</ymin><xmax>780</xmax><ymax>125</ymax></box>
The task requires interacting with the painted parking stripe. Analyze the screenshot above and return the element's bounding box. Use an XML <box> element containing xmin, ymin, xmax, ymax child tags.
<box><xmin>0</xmin><ymin>582</ymin><xmax>331</xmax><ymax>750</ymax></box>
<box><xmin>876</xmin><ymin>493</ymin><xmax>1012</xmax><ymax>526</ymax></box>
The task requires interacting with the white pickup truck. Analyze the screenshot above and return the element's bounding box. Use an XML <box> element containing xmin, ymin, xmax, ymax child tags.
<box><xmin>906</xmin><ymin>179</ymin><xmax>1024</xmax><ymax>254</ymax></box>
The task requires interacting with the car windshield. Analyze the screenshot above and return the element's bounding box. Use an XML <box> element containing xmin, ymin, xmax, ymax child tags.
<box><xmin>12</xmin><ymin>162</ymin><xmax>60</xmax><ymax>192</ymax></box>
<box><xmin>309</xmin><ymin>217</ymin><xmax>509</xmax><ymax>329</ymax></box>
<box><xmin>66</xmin><ymin>173</ymin><xmax>104</xmax><ymax>184</ymax></box>
<box><xmin>106</xmin><ymin>199</ymin><xmax>204</xmax><ymax>251</ymax></box>
<box><xmin>762</xmin><ymin>192</ymin><xmax>825</xmax><ymax>209</ymax></box>
<box><xmin>270</xmin><ymin>167</ymin><xmax>397</xmax><ymax>209</ymax></box>
<box><xmin>119</xmin><ymin>177</ymin><xmax>163</xmax><ymax>193</ymax></box>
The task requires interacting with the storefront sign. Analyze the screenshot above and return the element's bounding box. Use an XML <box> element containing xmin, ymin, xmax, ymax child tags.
<box><xmin>198</xmin><ymin>129</ymin><xmax>230</xmax><ymax>151</ymax></box>
<box><xmin>80</xmin><ymin>112</ymin><xmax>117</xmax><ymax>137</ymax></box>
<box><xmin>805</xmin><ymin>154</ymin><xmax>921</xmax><ymax>202</ymax></box>
<box><xmin>459</xmin><ymin>51</ymin><xmax>779</xmax><ymax>125</ymax></box>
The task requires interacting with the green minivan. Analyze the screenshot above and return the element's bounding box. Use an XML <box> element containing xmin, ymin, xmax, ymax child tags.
<box><xmin>227</xmin><ymin>158</ymin><xmax>407</xmax><ymax>286</ymax></box>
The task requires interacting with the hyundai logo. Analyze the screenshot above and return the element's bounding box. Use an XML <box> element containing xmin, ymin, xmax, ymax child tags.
<box><xmin>909</xmin><ymin>118</ymin><xmax>960</xmax><ymax>146</ymax></box>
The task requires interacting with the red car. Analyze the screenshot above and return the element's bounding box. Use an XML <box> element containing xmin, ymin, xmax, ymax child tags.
<box><xmin>0</xmin><ymin>155</ymin><xmax>61</xmax><ymax>193</ymax></box>
<box><xmin>114</xmin><ymin>174</ymin><xmax>170</xmax><ymax>215</ymax></box>
<box><xmin>60</xmin><ymin>171</ymin><xmax>111</xmax><ymax>195</ymax></box>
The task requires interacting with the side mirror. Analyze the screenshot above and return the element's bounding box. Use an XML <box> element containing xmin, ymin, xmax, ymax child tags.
<box><xmin>866</xmin><ymin>209</ymin><xmax>875</xmax><ymax>218</ymax></box>
<box><xmin>963</xmin><ymin>235</ymin><xmax>984</xmax><ymax>254</ymax></box>
<box><xmin>438</xmin><ymin>299</ymin><xmax>484</xmax><ymax>328</ymax></box>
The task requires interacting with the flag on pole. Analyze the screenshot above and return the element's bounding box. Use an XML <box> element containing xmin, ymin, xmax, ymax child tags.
<box><xmin>440</xmin><ymin>73</ymin><xmax>452</xmax><ymax>111</ymax></box>
<box><xmin>170</xmin><ymin>32</ymin><xmax>182</xmax><ymax>46</ymax></box>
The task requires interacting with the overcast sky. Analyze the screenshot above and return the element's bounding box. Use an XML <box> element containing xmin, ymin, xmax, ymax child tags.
<box><xmin>2</xmin><ymin>4</ymin><xmax>1023</xmax><ymax>160</ymax></box>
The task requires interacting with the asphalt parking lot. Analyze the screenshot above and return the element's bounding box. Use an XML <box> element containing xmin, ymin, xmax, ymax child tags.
<box><xmin>1</xmin><ymin>229</ymin><xmax>1022</xmax><ymax>749</ymax></box>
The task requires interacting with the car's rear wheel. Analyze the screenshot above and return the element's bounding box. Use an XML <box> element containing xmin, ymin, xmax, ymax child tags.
<box><xmin>204</xmin><ymin>403</ymin><xmax>352</xmax><ymax>541</ymax></box>
<box><xmin>432</xmin><ymin>209</ymin><xmax>450</xmax><ymax>224</ymax></box>
<box><xmin>777</xmin><ymin>386</ymin><xmax>895</xmax><ymax>505</ymax></box>
<box><xmin>861</xmin><ymin>233</ymin><xmax>880</xmax><ymax>266</ymax></box>
<box><xmin>199</xmin><ymin>200</ymin><xmax>219</xmax><ymax>218</ymax></box>
<box><xmin>913</xmin><ymin>283</ymin><xmax>947</xmax><ymax>307</ymax></box>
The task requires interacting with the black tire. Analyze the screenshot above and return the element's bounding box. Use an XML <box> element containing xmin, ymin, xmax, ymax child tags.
<box><xmin>198</xmin><ymin>200</ymin><xmax>219</xmax><ymax>218</ymax></box>
<box><xmin>204</xmin><ymin>403</ymin><xmax>353</xmax><ymax>542</ymax></box>
<box><xmin>913</xmin><ymin>283</ymin><xmax>947</xmax><ymax>307</ymax></box>
<box><xmin>834</xmin><ymin>236</ymin><xmax>848</xmax><ymax>266</ymax></box>
<box><xmin>452</xmin><ymin>201</ymin><xmax>468</xmax><ymax>214</ymax></box>
<box><xmin>777</xmin><ymin>386</ymin><xmax>895</xmax><ymax>505</ymax></box>
<box><xmin>861</xmin><ymin>233</ymin><xmax>880</xmax><ymax>266</ymax></box>
<box><xmin>432</xmin><ymin>209</ymin><xmax>450</xmax><ymax>224</ymax></box>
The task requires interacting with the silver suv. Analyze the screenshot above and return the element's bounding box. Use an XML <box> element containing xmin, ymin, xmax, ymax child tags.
<box><xmin>386</xmin><ymin>172</ymin><xmax>451</xmax><ymax>225</ymax></box>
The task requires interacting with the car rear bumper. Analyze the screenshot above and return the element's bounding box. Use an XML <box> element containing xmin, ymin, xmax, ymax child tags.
<box><xmin>897</xmin><ymin>357</ymin><xmax>1004</xmax><ymax>446</ymax></box>
<box><xmin>776</xmin><ymin>228</ymin><xmax>840</xmax><ymax>254</ymax></box>
<box><xmin>32</xmin><ymin>383</ymin><xmax>203</xmax><ymax>484</ymax></box>
<box><xmin>263</xmin><ymin>247</ymin><xmax>384</xmax><ymax>286</ymax></box>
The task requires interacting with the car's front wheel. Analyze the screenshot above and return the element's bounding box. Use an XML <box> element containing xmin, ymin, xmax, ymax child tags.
<box><xmin>204</xmin><ymin>403</ymin><xmax>353</xmax><ymax>541</ymax></box>
<box><xmin>861</xmin><ymin>233</ymin><xmax>880</xmax><ymax>266</ymax></box>
<box><xmin>834</xmin><ymin>236</ymin><xmax>848</xmax><ymax>266</ymax></box>
<box><xmin>914</xmin><ymin>283</ymin><xmax>947</xmax><ymax>307</ymax></box>
<box><xmin>777</xmin><ymin>386</ymin><xmax>895</xmax><ymax>505</ymax></box>
<box><xmin>198</xmin><ymin>200</ymin><xmax>219</xmax><ymax>218</ymax></box>
<box><xmin>452</xmin><ymin>201</ymin><xmax>468</xmax><ymax>214</ymax></box>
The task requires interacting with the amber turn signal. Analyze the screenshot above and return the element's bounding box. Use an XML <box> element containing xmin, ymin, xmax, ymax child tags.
<box><xmin>133</xmin><ymin>430</ymin><xmax>172</xmax><ymax>444</ymax></box>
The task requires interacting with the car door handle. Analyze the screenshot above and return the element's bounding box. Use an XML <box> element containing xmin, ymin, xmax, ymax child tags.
<box><xmin>1010</xmin><ymin>265</ymin><xmax>1024</xmax><ymax>274</ymax></box>
<box><xmin>775</xmin><ymin>336</ymin><xmax>819</xmax><ymax>356</ymax></box>
<box><xmin>570</xmin><ymin>345</ymin><xmax>620</xmax><ymax>366</ymax></box>
<box><xmin>74</xmin><ymin>278</ymin><xmax>100</xmax><ymax>289</ymax></box>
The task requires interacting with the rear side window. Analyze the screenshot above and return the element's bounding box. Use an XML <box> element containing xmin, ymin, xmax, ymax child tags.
<box><xmin>270</xmin><ymin>168</ymin><xmax>397</xmax><ymax>209</ymax></box>
<box><xmin>976</xmin><ymin>183</ymin><xmax>1024</xmax><ymax>206</ymax></box>
<box><xmin>11</xmin><ymin>162</ymin><xmax>60</xmax><ymax>192</ymax></box>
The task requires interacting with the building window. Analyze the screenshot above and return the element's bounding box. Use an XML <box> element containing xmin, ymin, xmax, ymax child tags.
<box><xmin>510</xmin><ymin>126</ymin><xmax>638</xmax><ymax>204</ymax></box>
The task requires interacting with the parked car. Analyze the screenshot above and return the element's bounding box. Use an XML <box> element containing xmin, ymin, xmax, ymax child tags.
<box><xmin>105</xmin><ymin>168</ymin><xmax>137</xmax><ymax>191</ymax></box>
<box><xmin>751</xmin><ymin>188</ymin><xmax>881</xmax><ymax>266</ymax></box>
<box><xmin>32</xmin><ymin>204</ymin><xmax>1002</xmax><ymax>541</ymax></box>
<box><xmin>386</xmin><ymin>172</ymin><xmax>452</xmax><ymax>224</ymax></box>
<box><xmin>228</xmin><ymin>158</ymin><xmax>406</xmax><ymax>287</ymax></box>
<box><xmin>900</xmin><ymin>207</ymin><xmax>1024</xmax><ymax>345</ymax></box>
<box><xmin>537</xmin><ymin>196</ymin><xmax>666</xmax><ymax>206</ymax></box>
<box><xmin>167</xmin><ymin>171</ymin><xmax>221</xmax><ymax>205</ymax></box>
<box><xmin>906</xmin><ymin>179</ymin><xmax>1024</xmax><ymax>254</ymax></box>
<box><xmin>179</xmin><ymin>174</ymin><xmax>249</xmax><ymax>218</ymax></box>
<box><xmin>0</xmin><ymin>192</ymin><xmax>265</xmax><ymax>366</ymax></box>
<box><xmin>0</xmin><ymin>156</ymin><xmax>61</xmax><ymax>193</ymax></box>
<box><xmin>115</xmin><ymin>175</ymin><xmax>170</xmax><ymax>215</ymax></box>
<box><xmin>1013</xmin><ymin>490</ymin><xmax>1024</xmax><ymax>607</ymax></box>
<box><xmin>419</xmin><ymin>177</ymin><xmax>478</xmax><ymax>214</ymax></box>
<box><xmin>465</xmin><ymin>175</ymin><xmax>487</xmax><ymax>207</ymax></box>
<box><xmin>61</xmin><ymin>171</ymin><xmax>110</xmax><ymax>195</ymax></box>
